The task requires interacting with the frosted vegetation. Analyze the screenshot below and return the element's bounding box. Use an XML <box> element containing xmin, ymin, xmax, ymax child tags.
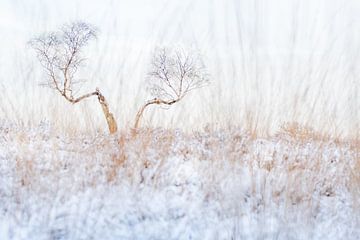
<box><xmin>0</xmin><ymin>0</ymin><xmax>359</xmax><ymax>239</ymax></box>
<box><xmin>0</xmin><ymin>122</ymin><xmax>359</xmax><ymax>239</ymax></box>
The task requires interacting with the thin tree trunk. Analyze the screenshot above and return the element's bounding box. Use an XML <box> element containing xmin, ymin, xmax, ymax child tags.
<box><xmin>63</xmin><ymin>88</ymin><xmax>118</xmax><ymax>134</ymax></box>
<box><xmin>134</xmin><ymin>98</ymin><xmax>178</xmax><ymax>129</ymax></box>
<box><xmin>96</xmin><ymin>89</ymin><xmax>118</xmax><ymax>134</ymax></box>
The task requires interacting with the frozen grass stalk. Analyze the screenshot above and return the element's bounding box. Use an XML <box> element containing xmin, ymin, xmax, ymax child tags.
<box><xmin>29</xmin><ymin>21</ymin><xmax>118</xmax><ymax>134</ymax></box>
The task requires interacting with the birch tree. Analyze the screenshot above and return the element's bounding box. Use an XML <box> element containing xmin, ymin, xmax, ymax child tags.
<box><xmin>30</xmin><ymin>21</ymin><xmax>117</xmax><ymax>134</ymax></box>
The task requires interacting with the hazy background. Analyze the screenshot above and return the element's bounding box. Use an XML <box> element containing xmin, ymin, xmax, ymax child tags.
<box><xmin>0</xmin><ymin>0</ymin><xmax>359</xmax><ymax>138</ymax></box>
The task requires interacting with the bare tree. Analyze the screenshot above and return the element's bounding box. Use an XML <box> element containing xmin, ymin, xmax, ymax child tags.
<box><xmin>134</xmin><ymin>47</ymin><xmax>209</xmax><ymax>129</ymax></box>
<box><xmin>29</xmin><ymin>21</ymin><xmax>117</xmax><ymax>134</ymax></box>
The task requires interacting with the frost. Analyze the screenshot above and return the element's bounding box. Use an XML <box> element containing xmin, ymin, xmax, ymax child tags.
<box><xmin>0</xmin><ymin>124</ymin><xmax>359</xmax><ymax>239</ymax></box>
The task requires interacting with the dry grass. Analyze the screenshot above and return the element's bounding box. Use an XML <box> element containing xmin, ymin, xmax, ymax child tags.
<box><xmin>1</xmin><ymin>121</ymin><xmax>359</xmax><ymax>238</ymax></box>
<box><xmin>278</xmin><ymin>122</ymin><xmax>332</xmax><ymax>142</ymax></box>
<box><xmin>349</xmin><ymin>136</ymin><xmax>360</xmax><ymax>210</ymax></box>
<box><xmin>5</xmin><ymin>122</ymin><xmax>359</xmax><ymax>182</ymax></box>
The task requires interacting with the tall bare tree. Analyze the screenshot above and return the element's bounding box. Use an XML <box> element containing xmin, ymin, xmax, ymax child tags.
<box><xmin>134</xmin><ymin>47</ymin><xmax>209</xmax><ymax>129</ymax></box>
<box><xmin>29</xmin><ymin>21</ymin><xmax>117</xmax><ymax>134</ymax></box>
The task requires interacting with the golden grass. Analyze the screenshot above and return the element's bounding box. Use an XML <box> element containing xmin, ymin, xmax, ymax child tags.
<box><xmin>4</xmin><ymin>122</ymin><xmax>359</xmax><ymax>217</ymax></box>
<box><xmin>278</xmin><ymin>122</ymin><xmax>331</xmax><ymax>142</ymax></box>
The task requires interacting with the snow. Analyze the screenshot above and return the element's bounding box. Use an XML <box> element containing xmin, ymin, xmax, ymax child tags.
<box><xmin>0</xmin><ymin>121</ymin><xmax>359</xmax><ymax>239</ymax></box>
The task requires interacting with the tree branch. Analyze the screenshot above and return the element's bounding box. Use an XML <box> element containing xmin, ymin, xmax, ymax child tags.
<box><xmin>30</xmin><ymin>22</ymin><xmax>117</xmax><ymax>134</ymax></box>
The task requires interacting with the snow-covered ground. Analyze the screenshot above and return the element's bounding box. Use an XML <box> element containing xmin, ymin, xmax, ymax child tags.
<box><xmin>0</xmin><ymin>121</ymin><xmax>359</xmax><ymax>239</ymax></box>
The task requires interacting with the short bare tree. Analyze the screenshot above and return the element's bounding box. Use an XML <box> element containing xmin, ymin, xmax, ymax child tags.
<box><xmin>29</xmin><ymin>21</ymin><xmax>117</xmax><ymax>134</ymax></box>
<box><xmin>134</xmin><ymin>47</ymin><xmax>209</xmax><ymax>129</ymax></box>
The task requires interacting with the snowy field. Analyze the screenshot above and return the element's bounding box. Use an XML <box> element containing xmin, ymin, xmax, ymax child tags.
<box><xmin>0</xmin><ymin>121</ymin><xmax>359</xmax><ymax>239</ymax></box>
<box><xmin>0</xmin><ymin>0</ymin><xmax>359</xmax><ymax>239</ymax></box>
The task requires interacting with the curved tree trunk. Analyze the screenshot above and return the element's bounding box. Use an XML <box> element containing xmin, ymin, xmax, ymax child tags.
<box><xmin>134</xmin><ymin>100</ymin><xmax>157</xmax><ymax>130</ymax></box>
<box><xmin>133</xmin><ymin>98</ymin><xmax>178</xmax><ymax>130</ymax></box>
<box><xmin>96</xmin><ymin>89</ymin><xmax>118</xmax><ymax>134</ymax></box>
<box><xmin>63</xmin><ymin>88</ymin><xmax>118</xmax><ymax>134</ymax></box>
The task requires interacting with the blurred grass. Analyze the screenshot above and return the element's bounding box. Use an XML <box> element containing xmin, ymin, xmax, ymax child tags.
<box><xmin>0</xmin><ymin>0</ymin><xmax>358</xmax><ymax>139</ymax></box>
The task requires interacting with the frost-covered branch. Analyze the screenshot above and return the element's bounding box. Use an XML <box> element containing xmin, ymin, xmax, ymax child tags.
<box><xmin>29</xmin><ymin>21</ymin><xmax>117</xmax><ymax>134</ymax></box>
<box><xmin>134</xmin><ymin>47</ymin><xmax>209</xmax><ymax>129</ymax></box>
